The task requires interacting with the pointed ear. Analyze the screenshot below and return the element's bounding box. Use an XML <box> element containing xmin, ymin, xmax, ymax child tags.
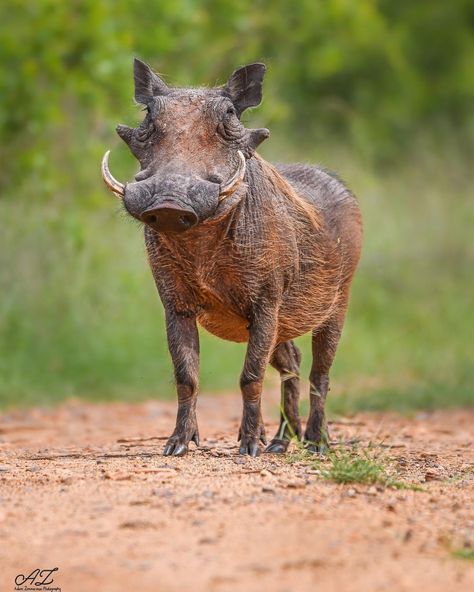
<box><xmin>133</xmin><ymin>58</ymin><xmax>169</xmax><ymax>104</ymax></box>
<box><xmin>224</xmin><ymin>63</ymin><xmax>266</xmax><ymax>117</ymax></box>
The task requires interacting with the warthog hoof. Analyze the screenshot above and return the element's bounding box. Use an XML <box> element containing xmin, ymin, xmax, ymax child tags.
<box><xmin>264</xmin><ymin>439</ymin><xmax>290</xmax><ymax>454</ymax></box>
<box><xmin>163</xmin><ymin>431</ymin><xmax>199</xmax><ymax>457</ymax></box>
<box><xmin>304</xmin><ymin>440</ymin><xmax>330</xmax><ymax>455</ymax></box>
<box><xmin>238</xmin><ymin>426</ymin><xmax>267</xmax><ymax>457</ymax></box>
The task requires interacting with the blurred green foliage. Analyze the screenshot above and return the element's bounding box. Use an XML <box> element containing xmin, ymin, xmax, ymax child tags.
<box><xmin>0</xmin><ymin>1</ymin><xmax>473</xmax><ymax>410</ymax></box>
<box><xmin>2</xmin><ymin>0</ymin><xmax>474</xmax><ymax>194</ymax></box>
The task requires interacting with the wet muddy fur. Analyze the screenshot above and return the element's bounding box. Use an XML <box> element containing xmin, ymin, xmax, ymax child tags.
<box><xmin>108</xmin><ymin>60</ymin><xmax>363</xmax><ymax>456</ymax></box>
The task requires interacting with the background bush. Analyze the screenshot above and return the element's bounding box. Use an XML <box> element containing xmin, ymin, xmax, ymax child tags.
<box><xmin>0</xmin><ymin>0</ymin><xmax>473</xmax><ymax>410</ymax></box>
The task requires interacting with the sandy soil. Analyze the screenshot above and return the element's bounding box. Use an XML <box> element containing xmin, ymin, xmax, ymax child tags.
<box><xmin>0</xmin><ymin>391</ymin><xmax>473</xmax><ymax>592</ymax></box>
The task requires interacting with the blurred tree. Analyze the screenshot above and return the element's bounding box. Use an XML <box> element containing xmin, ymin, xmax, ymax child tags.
<box><xmin>0</xmin><ymin>0</ymin><xmax>473</xmax><ymax>194</ymax></box>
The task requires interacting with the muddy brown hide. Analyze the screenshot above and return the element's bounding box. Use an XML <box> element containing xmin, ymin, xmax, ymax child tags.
<box><xmin>103</xmin><ymin>59</ymin><xmax>363</xmax><ymax>457</ymax></box>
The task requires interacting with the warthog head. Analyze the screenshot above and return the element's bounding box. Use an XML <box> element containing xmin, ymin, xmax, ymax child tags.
<box><xmin>102</xmin><ymin>59</ymin><xmax>269</xmax><ymax>233</ymax></box>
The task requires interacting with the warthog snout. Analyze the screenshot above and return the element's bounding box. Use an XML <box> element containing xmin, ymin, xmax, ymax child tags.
<box><xmin>141</xmin><ymin>202</ymin><xmax>198</xmax><ymax>233</ymax></box>
<box><xmin>122</xmin><ymin>174</ymin><xmax>221</xmax><ymax>233</ymax></box>
<box><xmin>102</xmin><ymin>147</ymin><xmax>247</xmax><ymax>233</ymax></box>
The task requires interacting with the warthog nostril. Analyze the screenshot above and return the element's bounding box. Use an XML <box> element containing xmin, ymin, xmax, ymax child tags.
<box><xmin>145</xmin><ymin>214</ymin><xmax>157</xmax><ymax>224</ymax></box>
<box><xmin>179</xmin><ymin>215</ymin><xmax>194</xmax><ymax>228</ymax></box>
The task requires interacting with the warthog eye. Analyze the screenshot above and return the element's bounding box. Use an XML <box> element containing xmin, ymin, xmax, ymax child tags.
<box><xmin>136</xmin><ymin>120</ymin><xmax>156</xmax><ymax>143</ymax></box>
<box><xmin>208</xmin><ymin>173</ymin><xmax>223</xmax><ymax>184</ymax></box>
<box><xmin>137</xmin><ymin>128</ymin><xmax>150</xmax><ymax>142</ymax></box>
<box><xmin>217</xmin><ymin>110</ymin><xmax>245</xmax><ymax>142</ymax></box>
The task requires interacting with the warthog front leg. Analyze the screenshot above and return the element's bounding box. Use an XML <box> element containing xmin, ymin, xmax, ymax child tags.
<box><xmin>163</xmin><ymin>309</ymin><xmax>200</xmax><ymax>457</ymax></box>
<box><xmin>238</xmin><ymin>304</ymin><xmax>278</xmax><ymax>456</ymax></box>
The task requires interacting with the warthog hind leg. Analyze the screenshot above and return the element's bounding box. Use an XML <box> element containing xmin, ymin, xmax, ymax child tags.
<box><xmin>265</xmin><ymin>340</ymin><xmax>302</xmax><ymax>453</ymax></box>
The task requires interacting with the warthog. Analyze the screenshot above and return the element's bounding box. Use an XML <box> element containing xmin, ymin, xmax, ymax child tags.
<box><xmin>102</xmin><ymin>59</ymin><xmax>362</xmax><ymax>456</ymax></box>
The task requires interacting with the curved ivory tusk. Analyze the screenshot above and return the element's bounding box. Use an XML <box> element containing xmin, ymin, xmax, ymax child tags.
<box><xmin>101</xmin><ymin>150</ymin><xmax>125</xmax><ymax>198</ymax></box>
<box><xmin>219</xmin><ymin>150</ymin><xmax>246</xmax><ymax>198</ymax></box>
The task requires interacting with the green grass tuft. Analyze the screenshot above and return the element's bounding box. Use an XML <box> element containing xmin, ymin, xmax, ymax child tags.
<box><xmin>321</xmin><ymin>452</ymin><xmax>386</xmax><ymax>485</ymax></box>
<box><xmin>451</xmin><ymin>548</ymin><xmax>474</xmax><ymax>561</ymax></box>
<box><xmin>288</xmin><ymin>444</ymin><xmax>423</xmax><ymax>491</ymax></box>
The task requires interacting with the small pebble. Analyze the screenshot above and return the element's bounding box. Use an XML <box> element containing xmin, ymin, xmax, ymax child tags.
<box><xmin>280</xmin><ymin>479</ymin><xmax>306</xmax><ymax>489</ymax></box>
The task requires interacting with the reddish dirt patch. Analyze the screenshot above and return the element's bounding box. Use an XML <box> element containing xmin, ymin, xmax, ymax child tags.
<box><xmin>0</xmin><ymin>393</ymin><xmax>473</xmax><ymax>592</ymax></box>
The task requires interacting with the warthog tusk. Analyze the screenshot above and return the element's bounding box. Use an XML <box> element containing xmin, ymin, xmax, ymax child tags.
<box><xmin>102</xmin><ymin>149</ymin><xmax>244</xmax><ymax>201</ymax></box>
<box><xmin>219</xmin><ymin>150</ymin><xmax>246</xmax><ymax>199</ymax></box>
<box><xmin>101</xmin><ymin>150</ymin><xmax>125</xmax><ymax>198</ymax></box>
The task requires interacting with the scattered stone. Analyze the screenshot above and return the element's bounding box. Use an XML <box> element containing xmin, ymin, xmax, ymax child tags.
<box><xmin>103</xmin><ymin>471</ymin><xmax>132</xmax><ymax>481</ymax></box>
<box><xmin>198</xmin><ymin>537</ymin><xmax>216</xmax><ymax>544</ymax></box>
<box><xmin>367</xmin><ymin>486</ymin><xmax>378</xmax><ymax>496</ymax></box>
<box><xmin>346</xmin><ymin>488</ymin><xmax>357</xmax><ymax>498</ymax></box>
<box><xmin>262</xmin><ymin>486</ymin><xmax>276</xmax><ymax>494</ymax></box>
<box><xmin>119</xmin><ymin>520</ymin><xmax>156</xmax><ymax>530</ymax></box>
<box><xmin>59</xmin><ymin>474</ymin><xmax>74</xmax><ymax>485</ymax></box>
<box><xmin>0</xmin><ymin>466</ymin><xmax>11</xmax><ymax>473</ymax></box>
<box><xmin>424</xmin><ymin>468</ymin><xmax>441</xmax><ymax>481</ymax></box>
<box><xmin>142</xmin><ymin>468</ymin><xmax>177</xmax><ymax>474</ymax></box>
<box><xmin>27</xmin><ymin>465</ymin><xmax>41</xmax><ymax>473</ymax></box>
<box><xmin>381</xmin><ymin>442</ymin><xmax>406</xmax><ymax>449</ymax></box>
<box><xmin>260</xmin><ymin>469</ymin><xmax>272</xmax><ymax>477</ymax></box>
<box><xmin>280</xmin><ymin>479</ymin><xmax>306</xmax><ymax>489</ymax></box>
<box><xmin>151</xmin><ymin>488</ymin><xmax>173</xmax><ymax>498</ymax></box>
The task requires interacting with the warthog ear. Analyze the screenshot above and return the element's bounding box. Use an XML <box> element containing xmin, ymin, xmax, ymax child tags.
<box><xmin>224</xmin><ymin>63</ymin><xmax>266</xmax><ymax>117</ymax></box>
<box><xmin>248</xmin><ymin>128</ymin><xmax>270</xmax><ymax>152</ymax></box>
<box><xmin>133</xmin><ymin>58</ymin><xmax>169</xmax><ymax>104</ymax></box>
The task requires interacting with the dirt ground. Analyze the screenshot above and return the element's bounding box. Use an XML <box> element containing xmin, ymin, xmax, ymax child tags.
<box><xmin>0</xmin><ymin>391</ymin><xmax>473</xmax><ymax>592</ymax></box>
